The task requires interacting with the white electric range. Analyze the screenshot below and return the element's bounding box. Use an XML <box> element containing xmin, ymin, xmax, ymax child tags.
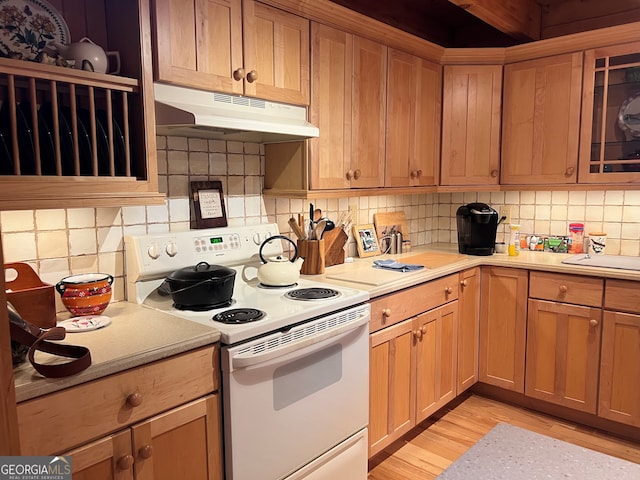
<box><xmin>124</xmin><ymin>224</ymin><xmax>371</xmax><ymax>480</ymax></box>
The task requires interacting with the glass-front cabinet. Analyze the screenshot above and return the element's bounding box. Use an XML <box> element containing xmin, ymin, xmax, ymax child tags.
<box><xmin>579</xmin><ymin>42</ymin><xmax>640</xmax><ymax>183</ymax></box>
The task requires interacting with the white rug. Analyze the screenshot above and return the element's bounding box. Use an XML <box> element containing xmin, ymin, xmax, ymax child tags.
<box><xmin>437</xmin><ymin>423</ymin><xmax>640</xmax><ymax>479</ymax></box>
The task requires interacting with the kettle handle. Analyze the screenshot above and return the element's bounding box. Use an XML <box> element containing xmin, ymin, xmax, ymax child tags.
<box><xmin>259</xmin><ymin>235</ymin><xmax>298</xmax><ymax>264</ymax></box>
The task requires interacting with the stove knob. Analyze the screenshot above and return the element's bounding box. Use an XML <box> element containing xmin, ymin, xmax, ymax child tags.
<box><xmin>147</xmin><ymin>243</ymin><xmax>160</xmax><ymax>259</ymax></box>
<box><xmin>165</xmin><ymin>241</ymin><xmax>178</xmax><ymax>257</ymax></box>
<box><xmin>252</xmin><ymin>232</ymin><xmax>262</xmax><ymax>245</ymax></box>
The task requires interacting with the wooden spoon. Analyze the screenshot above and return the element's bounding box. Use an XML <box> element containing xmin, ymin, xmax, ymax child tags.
<box><xmin>313</xmin><ymin>219</ymin><xmax>327</xmax><ymax>240</ymax></box>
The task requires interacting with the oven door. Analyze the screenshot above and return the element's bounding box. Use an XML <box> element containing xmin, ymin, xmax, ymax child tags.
<box><xmin>221</xmin><ymin>304</ymin><xmax>370</xmax><ymax>480</ymax></box>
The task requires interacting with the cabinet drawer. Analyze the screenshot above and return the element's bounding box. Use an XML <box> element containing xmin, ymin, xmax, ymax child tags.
<box><xmin>605</xmin><ymin>279</ymin><xmax>640</xmax><ymax>314</ymax></box>
<box><xmin>529</xmin><ymin>271</ymin><xmax>603</xmax><ymax>307</ymax></box>
<box><xmin>18</xmin><ymin>345</ymin><xmax>218</xmax><ymax>455</ymax></box>
<box><xmin>370</xmin><ymin>274</ymin><xmax>458</xmax><ymax>333</ymax></box>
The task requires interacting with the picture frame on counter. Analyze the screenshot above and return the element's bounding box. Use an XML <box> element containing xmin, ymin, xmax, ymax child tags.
<box><xmin>353</xmin><ymin>224</ymin><xmax>380</xmax><ymax>258</ymax></box>
<box><xmin>190</xmin><ymin>181</ymin><xmax>228</xmax><ymax>229</ymax></box>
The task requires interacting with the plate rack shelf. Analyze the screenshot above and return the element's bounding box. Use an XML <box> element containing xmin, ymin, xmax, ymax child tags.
<box><xmin>0</xmin><ymin>0</ymin><xmax>163</xmax><ymax>210</ymax></box>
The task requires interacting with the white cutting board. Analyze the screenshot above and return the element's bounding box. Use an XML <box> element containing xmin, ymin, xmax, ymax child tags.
<box><xmin>562</xmin><ymin>254</ymin><xmax>640</xmax><ymax>271</ymax></box>
<box><xmin>324</xmin><ymin>260</ymin><xmax>425</xmax><ymax>286</ymax></box>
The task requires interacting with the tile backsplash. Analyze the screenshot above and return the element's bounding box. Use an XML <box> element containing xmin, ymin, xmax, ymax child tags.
<box><xmin>2</xmin><ymin>136</ymin><xmax>639</xmax><ymax>312</ymax></box>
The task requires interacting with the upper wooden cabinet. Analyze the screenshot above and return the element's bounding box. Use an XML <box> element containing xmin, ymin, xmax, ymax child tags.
<box><xmin>153</xmin><ymin>0</ymin><xmax>310</xmax><ymax>105</ymax></box>
<box><xmin>440</xmin><ymin>65</ymin><xmax>502</xmax><ymax>187</ymax></box>
<box><xmin>501</xmin><ymin>53</ymin><xmax>583</xmax><ymax>185</ymax></box>
<box><xmin>579</xmin><ymin>42</ymin><xmax>640</xmax><ymax>184</ymax></box>
<box><xmin>385</xmin><ymin>49</ymin><xmax>441</xmax><ymax>187</ymax></box>
<box><xmin>0</xmin><ymin>0</ymin><xmax>163</xmax><ymax>210</ymax></box>
<box><xmin>309</xmin><ymin>23</ymin><xmax>387</xmax><ymax>189</ymax></box>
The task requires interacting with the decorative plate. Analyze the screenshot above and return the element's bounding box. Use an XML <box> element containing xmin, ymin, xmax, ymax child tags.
<box><xmin>59</xmin><ymin>315</ymin><xmax>112</xmax><ymax>332</ymax></box>
<box><xmin>618</xmin><ymin>92</ymin><xmax>640</xmax><ymax>138</ymax></box>
<box><xmin>0</xmin><ymin>0</ymin><xmax>70</xmax><ymax>61</ymax></box>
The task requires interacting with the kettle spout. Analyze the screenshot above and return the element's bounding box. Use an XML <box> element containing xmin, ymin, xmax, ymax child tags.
<box><xmin>293</xmin><ymin>256</ymin><xmax>305</xmax><ymax>272</ymax></box>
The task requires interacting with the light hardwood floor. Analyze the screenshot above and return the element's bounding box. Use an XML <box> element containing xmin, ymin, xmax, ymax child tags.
<box><xmin>367</xmin><ymin>393</ymin><xmax>640</xmax><ymax>479</ymax></box>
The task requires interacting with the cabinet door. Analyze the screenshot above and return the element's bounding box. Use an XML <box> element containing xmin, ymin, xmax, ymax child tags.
<box><xmin>501</xmin><ymin>53</ymin><xmax>582</xmax><ymax>184</ymax></box>
<box><xmin>132</xmin><ymin>395</ymin><xmax>222</xmax><ymax>480</ymax></box>
<box><xmin>599</xmin><ymin>311</ymin><xmax>640</xmax><ymax>427</ymax></box>
<box><xmin>309</xmin><ymin>22</ymin><xmax>352</xmax><ymax>189</ymax></box>
<box><xmin>153</xmin><ymin>0</ymin><xmax>244</xmax><ymax>95</ymax></box>
<box><xmin>479</xmin><ymin>267</ymin><xmax>528</xmax><ymax>392</ymax></box>
<box><xmin>65</xmin><ymin>431</ymin><xmax>133</xmax><ymax>480</ymax></box>
<box><xmin>526</xmin><ymin>299</ymin><xmax>601</xmax><ymax>413</ymax></box>
<box><xmin>369</xmin><ymin>319</ymin><xmax>415</xmax><ymax>457</ymax></box>
<box><xmin>242</xmin><ymin>0</ymin><xmax>310</xmax><ymax>105</ymax></box>
<box><xmin>441</xmin><ymin>65</ymin><xmax>502</xmax><ymax>186</ymax></box>
<box><xmin>414</xmin><ymin>302</ymin><xmax>458</xmax><ymax>423</ymax></box>
<box><xmin>385</xmin><ymin>49</ymin><xmax>440</xmax><ymax>187</ymax></box>
<box><xmin>457</xmin><ymin>268</ymin><xmax>480</xmax><ymax>394</ymax></box>
<box><xmin>579</xmin><ymin>42</ymin><xmax>640</xmax><ymax>183</ymax></box>
<box><xmin>351</xmin><ymin>36</ymin><xmax>387</xmax><ymax>188</ymax></box>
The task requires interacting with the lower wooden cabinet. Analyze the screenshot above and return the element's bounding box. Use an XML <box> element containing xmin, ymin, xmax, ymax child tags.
<box><xmin>599</xmin><ymin>310</ymin><xmax>640</xmax><ymax>427</ymax></box>
<box><xmin>457</xmin><ymin>268</ymin><xmax>480</xmax><ymax>393</ymax></box>
<box><xmin>369</xmin><ymin>318</ymin><xmax>414</xmax><ymax>456</ymax></box>
<box><xmin>525</xmin><ymin>299</ymin><xmax>602</xmax><ymax>413</ymax></box>
<box><xmin>18</xmin><ymin>345</ymin><xmax>222</xmax><ymax>479</ymax></box>
<box><xmin>368</xmin><ymin>275</ymin><xmax>459</xmax><ymax>458</ymax></box>
<box><xmin>369</xmin><ymin>302</ymin><xmax>458</xmax><ymax>457</ymax></box>
<box><xmin>479</xmin><ymin>267</ymin><xmax>528</xmax><ymax>392</ymax></box>
<box><xmin>414</xmin><ymin>302</ymin><xmax>458</xmax><ymax>423</ymax></box>
<box><xmin>65</xmin><ymin>395</ymin><xmax>222</xmax><ymax>480</ymax></box>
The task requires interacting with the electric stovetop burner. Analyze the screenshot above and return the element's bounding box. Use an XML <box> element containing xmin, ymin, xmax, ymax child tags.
<box><xmin>174</xmin><ymin>299</ymin><xmax>234</xmax><ymax>311</ymax></box>
<box><xmin>285</xmin><ymin>287</ymin><xmax>341</xmax><ymax>301</ymax></box>
<box><xmin>213</xmin><ymin>308</ymin><xmax>266</xmax><ymax>324</ymax></box>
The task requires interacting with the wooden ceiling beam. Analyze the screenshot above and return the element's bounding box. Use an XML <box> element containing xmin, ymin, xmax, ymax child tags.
<box><xmin>449</xmin><ymin>0</ymin><xmax>542</xmax><ymax>41</ymax></box>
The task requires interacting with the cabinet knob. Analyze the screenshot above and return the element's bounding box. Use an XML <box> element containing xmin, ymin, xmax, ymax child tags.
<box><xmin>233</xmin><ymin>68</ymin><xmax>245</xmax><ymax>81</ymax></box>
<box><xmin>421</xmin><ymin>325</ymin><xmax>428</xmax><ymax>335</ymax></box>
<box><xmin>410</xmin><ymin>170</ymin><xmax>417</xmax><ymax>179</ymax></box>
<box><xmin>565</xmin><ymin>167</ymin><xmax>575</xmax><ymax>176</ymax></box>
<box><xmin>413</xmin><ymin>330</ymin><xmax>422</xmax><ymax>340</ymax></box>
<box><xmin>117</xmin><ymin>455</ymin><xmax>134</xmax><ymax>470</ymax></box>
<box><xmin>353</xmin><ymin>169</ymin><xmax>361</xmax><ymax>179</ymax></box>
<box><xmin>590</xmin><ymin>319</ymin><xmax>599</xmax><ymax>327</ymax></box>
<box><xmin>246</xmin><ymin>70</ymin><xmax>259</xmax><ymax>83</ymax></box>
<box><xmin>382</xmin><ymin>308</ymin><xmax>391</xmax><ymax>318</ymax></box>
<box><xmin>491</xmin><ymin>169</ymin><xmax>498</xmax><ymax>178</ymax></box>
<box><xmin>126</xmin><ymin>392</ymin><xmax>143</xmax><ymax>407</ymax></box>
<box><xmin>445</xmin><ymin>286</ymin><xmax>453</xmax><ymax>295</ymax></box>
<box><xmin>460</xmin><ymin>279</ymin><xmax>468</xmax><ymax>287</ymax></box>
<box><xmin>559</xmin><ymin>285</ymin><xmax>568</xmax><ymax>293</ymax></box>
<box><xmin>138</xmin><ymin>444</ymin><xmax>153</xmax><ymax>459</ymax></box>
<box><xmin>346</xmin><ymin>170</ymin><xmax>353</xmax><ymax>180</ymax></box>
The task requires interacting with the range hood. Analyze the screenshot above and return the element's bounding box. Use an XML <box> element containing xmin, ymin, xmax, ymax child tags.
<box><xmin>154</xmin><ymin>83</ymin><xmax>319</xmax><ymax>143</ymax></box>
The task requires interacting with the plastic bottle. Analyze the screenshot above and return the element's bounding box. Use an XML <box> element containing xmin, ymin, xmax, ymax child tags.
<box><xmin>508</xmin><ymin>224</ymin><xmax>520</xmax><ymax>256</ymax></box>
<box><xmin>568</xmin><ymin>223</ymin><xmax>584</xmax><ymax>254</ymax></box>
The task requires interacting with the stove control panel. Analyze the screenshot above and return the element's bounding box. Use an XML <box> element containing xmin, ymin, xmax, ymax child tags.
<box><xmin>125</xmin><ymin>224</ymin><xmax>280</xmax><ymax>280</ymax></box>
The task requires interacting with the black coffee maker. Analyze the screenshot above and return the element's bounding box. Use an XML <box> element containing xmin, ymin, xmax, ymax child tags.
<box><xmin>456</xmin><ymin>203</ymin><xmax>499</xmax><ymax>256</ymax></box>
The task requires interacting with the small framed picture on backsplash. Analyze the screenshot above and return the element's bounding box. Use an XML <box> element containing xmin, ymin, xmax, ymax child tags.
<box><xmin>353</xmin><ymin>224</ymin><xmax>380</xmax><ymax>258</ymax></box>
<box><xmin>190</xmin><ymin>181</ymin><xmax>228</xmax><ymax>229</ymax></box>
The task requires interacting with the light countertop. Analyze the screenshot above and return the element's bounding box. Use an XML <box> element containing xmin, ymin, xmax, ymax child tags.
<box><xmin>312</xmin><ymin>244</ymin><xmax>640</xmax><ymax>297</ymax></box>
<box><xmin>14</xmin><ymin>245</ymin><xmax>639</xmax><ymax>402</ymax></box>
<box><xmin>13</xmin><ymin>302</ymin><xmax>220</xmax><ymax>402</ymax></box>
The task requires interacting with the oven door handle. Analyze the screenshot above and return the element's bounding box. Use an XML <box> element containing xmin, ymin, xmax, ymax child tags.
<box><xmin>231</xmin><ymin>314</ymin><xmax>369</xmax><ymax>369</ymax></box>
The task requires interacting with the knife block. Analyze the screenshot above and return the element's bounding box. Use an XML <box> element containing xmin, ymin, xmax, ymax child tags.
<box><xmin>323</xmin><ymin>228</ymin><xmax>348</xmax><ymax>267</ymax></box>
<box><xmin>297</xmin><ymin>239</ymin><xmax>325</xmax><ymax>275</ymax></box>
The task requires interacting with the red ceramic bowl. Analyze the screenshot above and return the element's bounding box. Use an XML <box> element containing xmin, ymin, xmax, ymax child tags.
<box><xmin>56</xmin><ymin>273</ymin><xmax>114</xmax><ymax>316</ymax></box>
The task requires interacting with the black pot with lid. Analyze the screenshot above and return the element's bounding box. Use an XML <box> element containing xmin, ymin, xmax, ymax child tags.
<box><xmin>161</xmin><ymin>261</ymin><xmax>236</xmax><ymax>308</ymax></box>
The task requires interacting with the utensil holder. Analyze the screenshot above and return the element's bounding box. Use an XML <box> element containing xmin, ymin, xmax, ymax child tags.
<box><xmin>297</xmin><ymin>239</ymin><xmax>325</xmax><ymax>275</ymax></box>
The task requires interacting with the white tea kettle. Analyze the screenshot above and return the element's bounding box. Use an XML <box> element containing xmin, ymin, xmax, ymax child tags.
<box><xmin>257</xmin><ymin>235</ymin><xmax>304</xmax><ymax>287</ymax></box>
<box><xmin>51</xmin><ymin>37</ymin><xmax>121</xmax><ymax>74</ymax></box>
